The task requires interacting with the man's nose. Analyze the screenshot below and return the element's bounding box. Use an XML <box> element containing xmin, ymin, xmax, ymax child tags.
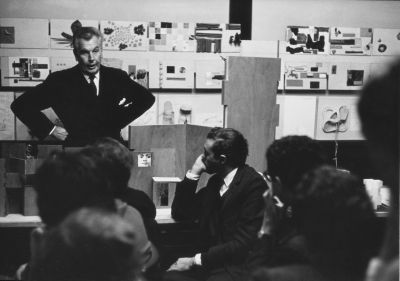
<box><xmin>88</xmin><ymin>52</ymin><xmax>94</xmax><ymax>61</ymax></box>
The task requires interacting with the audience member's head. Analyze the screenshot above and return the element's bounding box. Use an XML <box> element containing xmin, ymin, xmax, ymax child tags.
<box><xmin>34</xmin><ymin>150</ymin><xmax>115</xmax><ymax>227</ymax></box>
<box><xmin>292</xmin><ymin>166</ymin><xmax>376</xmax><ymax>281</ymax></box>
<box><xmin>84</xmin><ymin>137</ymin><xmax>133</xmax><ymax>197</ymax></box>
<box><xmin>205</xmin><ymin>127</ymin><xmax>249</xmax><ymax>171</ymax></box>
<box><xmin>358</xmin><ymin>59</ymin><xmax>399</xmax><ymax>280</ymax></box>
<box><xmin>265</xmin><ymin>135</ymin><xmax>328</xmax><ymax>204</ymax></box>
<box><xmin>29</xmin><ymin>207</ymin><xmax>143</xmax><ymax>281</ymax></box>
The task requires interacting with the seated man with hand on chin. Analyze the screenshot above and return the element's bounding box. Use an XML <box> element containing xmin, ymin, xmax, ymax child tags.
<box><xmin>166</xmin><ymin>127</ymin><xmax>268</xmax><ymax>281</ymax></box>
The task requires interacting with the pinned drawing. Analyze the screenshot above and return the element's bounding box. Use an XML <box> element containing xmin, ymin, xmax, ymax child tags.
<box><xmin>156</xmin><ymin>61</ymin><xmax>194</xmax><ymax>89</ymax></box>
<box><xmin>50</xmin><ymin>19</ymin><xmax>99</xmax><ymax>49</ymax></box>
<box><xmin>162</xmin><ymin>101</ymin><xmax>175</xmax><ymax>125</ymax></box>
<box><xmin>322</xmin><ymin>106</ymin><xmax>349</xmax><ymax>133</ymax></box>
<box><xmin>100</xmin><ymin>20</ymin><xmax>148</xmax><ymax>51</ymax></box>
<box><xmin>122</xmin><ymin>59</ymin><xmax>149</xmax><ymax>89</ymax></box>
<box><xmin>329</xmin><ymin>27</ymin><xmax>372</xmax><ymax>55</ymax></box>
<box><xmin>329</xmin><ymin>62</ymin><xmax>370</xmax><ymax>90</ymax></box>
<box><xmin>285</xmin><ymin>26</ymin><xmax>329</xmax><ymax>55</ymax></box>
<box><xmin>316</xmin><ymin>96</ymin><xmax>363</xmax><ymax>140</ymax></box>
<box><xmin>0</xmin><ymin>18</ymin><xmax>49</xmax><ymax>49</ymax></box>
<box><xmin>195</xmin><ymin>23</ymin><xmax>223</xmax><ymax>53</ymax></box>
<box><xmin>221</xmin><ymin>24</ymin><xmax>241</xmax><ymax>52</ymax></box>
<box><xmin>283</xmin><ymin>61</ymin><xmax>328</xmax><ymax>90</ymax></box>
<box><xmin>1</xmin><ymin>57</ymin><xmax>50</xmax><ymax>87</ymax></box>
<box><xmin>148</xmin><ymin>22</ymin><xmax>195</xmax><ymax>52</ymax></box>
<box><xmin>372</xmin><ymin>28</ymin><xmax>400</xmax><ymax>56</ymax></box>
<box><xmin>158</xmin><ymin>94</ymin><xmax>223</xmax><ymax>127</ymax></box>
<box><xmin>195</xmin><ymin>59</ymin><xmax>225</xmax><ymax>89</ymax></box>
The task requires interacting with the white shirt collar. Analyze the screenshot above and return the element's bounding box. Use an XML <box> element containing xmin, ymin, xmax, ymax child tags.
<box><xmin>220</xmin><ymin>168</ymin><xmax>238</xmax><ymax>196</ymax></box>
<box><xmin>83</xmin><ymin>71</ymin><xmax>100</xmax><ymax>95</ymax></box>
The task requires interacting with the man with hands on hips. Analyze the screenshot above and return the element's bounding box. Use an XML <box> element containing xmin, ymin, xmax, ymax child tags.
<box><xmin>11</xmin><ymin>26</ymin><xmax>155</xmax><ymax>145</ymax></box>
<box><xmin>167</xmin><ymin>127</ymin><xmax>268</xmax><ymax>281</ymax></box>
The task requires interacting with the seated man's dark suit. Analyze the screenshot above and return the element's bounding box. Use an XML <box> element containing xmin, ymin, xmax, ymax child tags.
<box><xmin>171</xmin><ymin>164</ymin><xmax>268</xmax><ymax>281</ymax></box>
<box><xmin>11</xmin><ymin>64</ymin><xmax>155</xmax><ymax>145</ymax></box>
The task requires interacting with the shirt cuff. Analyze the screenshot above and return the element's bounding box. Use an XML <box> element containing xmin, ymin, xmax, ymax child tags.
<box><xmin>186</xmin><ymin>170</ymin><xmax>200</xmax><ymax>181</ymax></box>
<box><xmin>194</xmin><ymin>253</ymin><xmax>202</xmax><ymax>266</ymax></box>
<box><xmin>48</xmin><ymin>125</ymin><xmax>56</xmax><ymax>136</ymax></box>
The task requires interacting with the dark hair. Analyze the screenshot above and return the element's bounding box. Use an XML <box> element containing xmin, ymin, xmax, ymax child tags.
<box><xmin>292</xmin><ymin>166</ymin><xmax>376</xmax><ymax>279</ymax></box>
<box><xmin>72</xmin><ymin>26</ymin><xmax>102</xmax><ymax>49</ymax></box>
<box><xmin>207</xmin><ymin>127</ymin><xmax>248</xmax><ymax>167</ymax></box>
<box><xmin>29</xmin><ymin>207</ymin><xmax>141</xmax><ymax>281</ymax></box>
<box><xmin>84</xmin><ymin>137</ymin><xmax>133</xmax><ymax>196</ymax></box>
<box><xmin>266</xmin><ymin>135</ymin><xmax>327</xmax><ymax>190</ymax></box>
<box><xmin>34</xmin><ymin>151</ymin><xmax>115</xmax><ymax>227</ymax></box>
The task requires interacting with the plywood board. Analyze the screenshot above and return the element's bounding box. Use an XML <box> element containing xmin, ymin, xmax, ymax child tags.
<box><xmin>158</xmin><ymin>94</ymin><xmax>223</xmax><ymax>127</ymax></box>
<box><xmin>100</xmin><ymin>20</ymin><xmax>148</xmax><ymax>51</ymax></box>
<box><xmin>0</xmin><ymin>18</ymin><xmax>49</xmax><ymax>49</ymax></box>
<box><xmin>275</xmin><ymin>95</ymin><xmax>317</xmax><ymax>139</ymax></box>
<box><xmin>284</xmin><ymin>26</ymin><xmax>330</xmax><ymax>55</ymax></box>
<box><xmin>330</xmin><ymin>27</ymin><xmax>372</xmax><ymax>55</ymax></box>
<box><xmin>315</xmin><ymin>96</ymin><xmax>363</xmax><ymax>140</ymax></box>
<box><xmin>1</xmin><ymin>57</ymin><xmax>50</xmax><ymax>87</ymax></box>
<box><xmin>223</xmin><ymin>57</ymin><xmax>280</xmax><ymax>171</ymax></box>
<box><xmin>148</xmin><ymin>22</ymin><xmax>195</xmax><ymax>52</ymax></box>
<box><xmin>195</xmin><ymin>59</ymin><xmax>224</xmax><ymax>89</ymax></box>
<box><xmin>0</xmin><ymin>92</ymin><xmax>15</xmax><ymax>140</ymax></box>
<box><xmin>50</xmin><ymin>19</ymin><xmax>99</xmax><ymax>49</ymax></box>
<box><xmin>372</xmin><ymin>28</ymin><xmax>400</xmax><ymax>56</ymax></box>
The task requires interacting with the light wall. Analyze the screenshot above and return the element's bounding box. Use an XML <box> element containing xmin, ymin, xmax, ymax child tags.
<box><xmin>0</xmin><ymin>0</ymin><xmax>229</xmax><ymax>23</ymax></box>
<box><xmin>252</xmin><ymin>0</ymin><xmax>400</xmax><ymax>40</ymax></box>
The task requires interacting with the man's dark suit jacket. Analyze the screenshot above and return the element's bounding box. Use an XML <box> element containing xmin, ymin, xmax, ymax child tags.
<box><xmin>11</xmin><ymin>64</ymin><xmax>155</xmax><ymax>145</ymax></box>
<box><xmin>171</xmin><ymin>165</ymin><xmax>268</xmax><ymax>279</ymax></box>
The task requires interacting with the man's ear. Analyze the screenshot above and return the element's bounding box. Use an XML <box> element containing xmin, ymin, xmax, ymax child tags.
<box><xmin>73</xmin><ymin>48</ymin><xmax>79</xmax><ymax>61</ymax></box>
<box><xmin>219</xmin><ymin>154</ymin><xmax>227</xmax><ymax>164</ymax></box>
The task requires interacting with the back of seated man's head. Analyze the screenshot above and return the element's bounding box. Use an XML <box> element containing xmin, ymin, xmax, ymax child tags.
<box><xmin>83</xmin><ymin>137</ymin><xmax>133</xmax><ymax>197</ymax></box>
<box><xmin>34</xmin><ymin>151</ymin><xmax>115</xmax><ymax>227</ymax></box>
<box><xmin>292</xmin><ymin>166</ymin><xmax>376</xmax><ymax>280</ymax></box>
<box><xmin>266</xmin><ymin>135</ymin><xmax>328</xmax><ymax>204</ymax></box>
<box><xmin>29</xmin><ymin>207</ymin><xmax>142</xmax><ymax>281</ymax></box>
<box><xmin>206</xmin><ymin>127</ymin><xmax>249</xmax><ymax>168</ymax></box>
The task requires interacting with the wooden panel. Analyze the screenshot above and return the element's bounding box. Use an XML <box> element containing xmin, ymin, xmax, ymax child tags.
<box><xmin>5</xmin><ymin>188</ymin><xmax>23</xmax><ymax>214</ymax></box>
<box><xmin>129</xmin><ymin>125</ymin><xmax>211</xmax><ymax>193</ymax></box>
<box><xmin>5</xmin><ymin>173</ymin><xmax>24</xmax><ymax>188</ymax></box>
<box><xmin>23</xmin><ymin>186</ymin><xmax>38</xmax><ymax>216</ymax></box>
<box><xmin>37</xmin><ymin>145</ymin><xmax>63</xmax><ymax>159</ymax></box>
<box><xmin>7</xmin><ymin>158</ymin><xmax>43</xmax><ymax>175</ymax></box>
<box><xmin>0</xmin><ymin>159</ymin><xmax>6</xmax><ymax>216</ymax></box>
<box><xmin>0</xmin><ymin>143</ymin><xmax>26</xmax><ymax>158</ymax></box>
<box><xmin>0</xmin><ymin>92</ymin><xmax>15</xmax><ymax>140</ymax></box>
<box><xmin>223</xmin><ymin>57</ymin><xmax>280</xmax><ymax>172</ymax></box>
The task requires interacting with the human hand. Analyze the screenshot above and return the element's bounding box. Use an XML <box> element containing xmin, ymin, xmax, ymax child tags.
<box><xmin>189</xmin><ymin>155</ymin><xmax>206</xmax><ymax>176</ymax></box>
<box><xmin>258</xmin><ymin>188</ymin><xmax>278</xmax><ymax>237</ymax></box>
<box><xmin>51</xmin><ymin>126</ymin><xmax>68</xmax><ymax>141</ymax></box>
<box><xmin>167</xmin><ymin>257</ymin><xmax>195</xmax><ymax>271</ymax></box>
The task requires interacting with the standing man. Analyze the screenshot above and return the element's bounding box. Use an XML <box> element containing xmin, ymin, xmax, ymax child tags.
<box><xmin>168</xmin><ymin>127</ymin><xmax>268</xmax><ymax>281</ymax></box>
<box><xmin>11</xmin><ymin>27</ymin><xmax>155</xmax><ymax>145</ymax></box>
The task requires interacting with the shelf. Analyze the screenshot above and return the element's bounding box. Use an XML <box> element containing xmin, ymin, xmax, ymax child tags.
<box><xmin>0</xmin><ymin>208</ymin><xmax>176</xmax><ymax>227</ymax></box>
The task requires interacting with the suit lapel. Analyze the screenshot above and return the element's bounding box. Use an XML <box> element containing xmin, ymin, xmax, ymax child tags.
<box><xmin>220</xmin><ymin>166</ymin><xmax>246</xmax><ymax>211</ymax></box>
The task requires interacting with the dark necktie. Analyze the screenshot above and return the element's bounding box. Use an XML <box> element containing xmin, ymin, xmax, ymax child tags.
<box><xmin>88</xmin><ymin>74</ymin><xmax>97</xmax><ymax>97</ymax></box>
